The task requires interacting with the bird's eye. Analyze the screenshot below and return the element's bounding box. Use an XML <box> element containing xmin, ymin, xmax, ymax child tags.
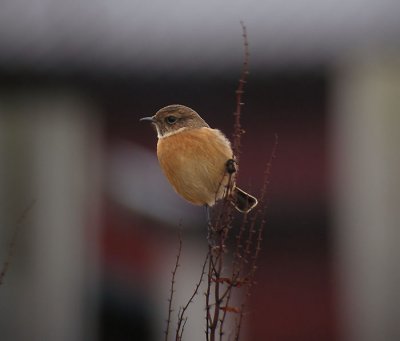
<box><xmin>165</xmin><ymin>115</ymin><xmax>177</xmax><ymax>124</ymax></box>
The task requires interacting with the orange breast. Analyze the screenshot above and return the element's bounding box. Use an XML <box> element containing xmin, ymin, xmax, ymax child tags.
<box><xmin>157</xmin><ymin>127</ymin><xmax>234</xmax><ymax>206</ymax></box>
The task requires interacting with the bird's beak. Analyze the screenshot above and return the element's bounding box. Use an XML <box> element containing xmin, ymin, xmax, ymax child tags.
<box><xmin>139</xmin><ymin>116</ymin><xmax>155</xmax><ymax>122</ymax></box>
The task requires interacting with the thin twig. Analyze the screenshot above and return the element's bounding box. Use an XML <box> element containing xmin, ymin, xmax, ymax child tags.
<box><xmin>234</xmin><ymin>135</ymin><xmax>278</xmax><ymax>340</ymax></box>
<box><xmin>231</xmin><ymin>21</ymin><xmax>250</xmax><ymax>164</ymax></box>
<box><xmin>178</xmin><ymin>317</ymin><xmax>188</xmax><ymax>341</ymax></box>
<box><xmin>257</xmin><ymin>134</ymin><xmax>279</xmax><ymax>206</ymax></box>
<box><xmin>165</xmin><ymin>229</ymin><xmax>183</xmax><ymax>341</ymax></box>
<box><xmin>209</xmin><ymin>232</ymin><xmax>224</xmax><ymax>341</ymax></box>
<box><xmin>216</xmin><ymin>21</ymin><xmax>250</xmax><ymax>340</ymax></box>
<box><xmin>176</xmin><ymin>252</ymin><xmax>209</xmax><ymax>340</ymax></box>
<box><xmin>0</xmin><ymin>200</ymin><xmax>35</xmax><ymax>287</ymax></box>
<box><xmin>205</xmin><ymin>248</ymin><xmax>212</xmax><ymax>341</ymax></box>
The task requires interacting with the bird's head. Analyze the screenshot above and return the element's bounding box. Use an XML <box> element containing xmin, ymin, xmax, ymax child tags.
<box><xmin>140</xmin><ymin>104</ymin><xmax>209</xmax><ymax>138</ymax></box>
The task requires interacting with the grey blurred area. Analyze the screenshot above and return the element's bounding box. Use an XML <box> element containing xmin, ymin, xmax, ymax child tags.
<box><xmin>332</xmin><ymin>58</ymin><xmax>400</xmax><ymax>341</ymax></box>
<box><xmin>0</xmin><ymin>1</ymin><xmax>399</xmax><ymax>341</ymax></box>
<box><xmin>0</xmin><ymin>0</ymin><xmax>399</xmax><ymax>73</ymax></box>
<box><xmin>0</xmin><ymin>95</ymin><xmax>103</xmax><ymax>341</ymax></box>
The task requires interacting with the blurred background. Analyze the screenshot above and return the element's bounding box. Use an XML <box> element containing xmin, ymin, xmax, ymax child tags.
<box><xmin>0</xmin><ymin>0</ymin><xmax>400</xmax><ymax>340</ymax></box>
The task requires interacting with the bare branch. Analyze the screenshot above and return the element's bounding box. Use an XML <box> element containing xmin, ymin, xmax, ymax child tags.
<box><xmin>235</xmin><ymin>135</ymin><xmax>278</xmax><ymax>340</ymax></box>
<box><xmin>176</xmin><ymin>252</ymin><xmax>209</xmax><ymax>340</ymax></box>
<box><xmin>0</xmin><ymin>199</ymin><xmax>35</xmax><ymax>287</ymax></box>
<box><xmin>232</xmin><ymin>21</ymin><xmax>250</xmax><ymax>164</ymax></box>
<box><xmin>165</xmin><ymin>229</ymin><xmax>183</xmax><ymax>341</ymax></box>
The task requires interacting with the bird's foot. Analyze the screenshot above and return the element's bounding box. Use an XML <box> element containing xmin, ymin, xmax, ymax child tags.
<box><xmin>225</xmin><ymin>159</ymin><xmax>236</xmax><ymax>174</ymax></box>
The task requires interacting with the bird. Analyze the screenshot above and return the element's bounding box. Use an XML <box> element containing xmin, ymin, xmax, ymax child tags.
<box><xmin>140</xmin><ymin>104</ymin><xmax>258</xmax><ymax>214</ymax></box>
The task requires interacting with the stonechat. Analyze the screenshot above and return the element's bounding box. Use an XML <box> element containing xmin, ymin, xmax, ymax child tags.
<box><xmin>140</xmin><ymin>104</ymin><xmax>257</xmax><ymax>213</ymax></box>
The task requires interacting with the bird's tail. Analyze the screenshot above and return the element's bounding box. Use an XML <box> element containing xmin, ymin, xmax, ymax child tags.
<box><xmin>232</xmin><ymin>187</ymin><xmax>258</xmax><ymax>213</ymax></box>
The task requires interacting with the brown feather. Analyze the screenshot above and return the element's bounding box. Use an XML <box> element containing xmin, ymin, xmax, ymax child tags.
<box><xmin>157</xmin><ymin>127</ymin><xmax>233</xmax><ymax>206</ymax></box>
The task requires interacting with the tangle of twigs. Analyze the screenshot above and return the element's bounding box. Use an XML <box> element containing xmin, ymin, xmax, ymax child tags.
<box><xmin>165</xmin><ymin>22</ymin><xmax>277</xmax><ymax>341</ymax></box>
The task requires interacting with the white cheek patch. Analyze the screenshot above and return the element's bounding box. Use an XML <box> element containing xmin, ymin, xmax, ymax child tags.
<box><xmin>158</xmin><ymin>127</ymin><xmax>188</xmax><ymax>139</ymax></box>
<box><xmin>154</xmin><ymin>124</ymin><xmax>162</xmax><ymax>138</ymax></box>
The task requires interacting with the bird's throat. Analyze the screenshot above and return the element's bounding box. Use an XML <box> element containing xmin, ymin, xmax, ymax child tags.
<box><xmin>157</xmin><ymin>127</ymin><xmax>188</xmax><ymax>139</ymax></box>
